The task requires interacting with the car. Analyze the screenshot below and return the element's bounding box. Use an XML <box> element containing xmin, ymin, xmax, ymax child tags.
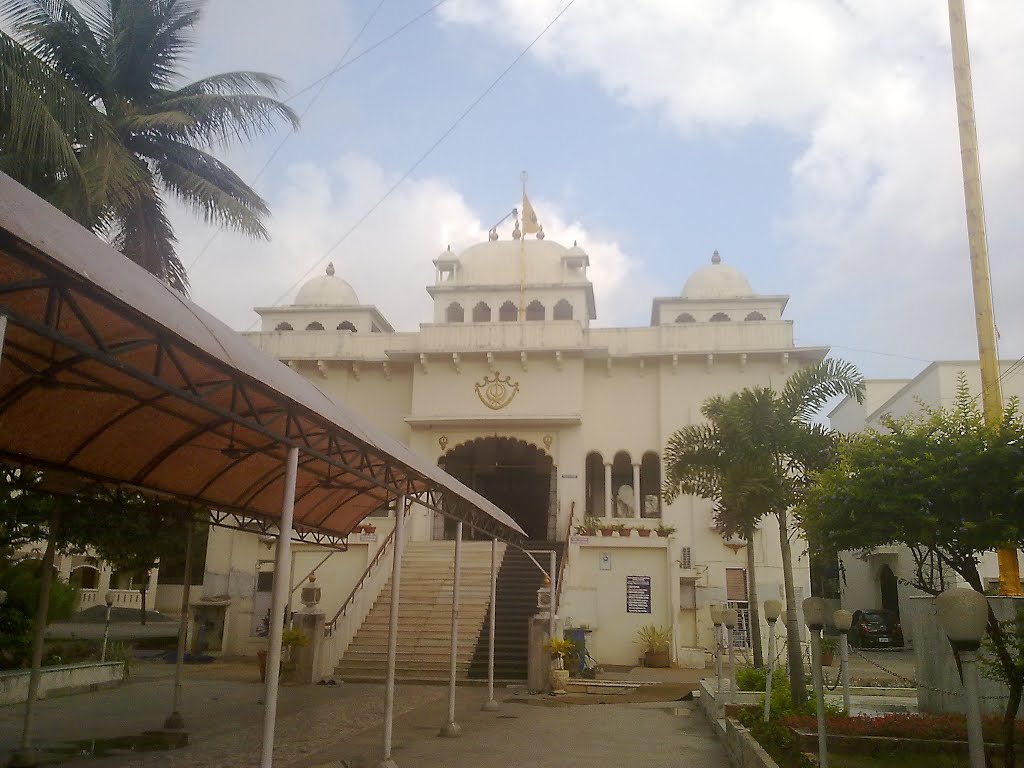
<box><xmin>850</xmin><ymin>609</ymin><xmax>904</xmax><ymax>648</ymax></box>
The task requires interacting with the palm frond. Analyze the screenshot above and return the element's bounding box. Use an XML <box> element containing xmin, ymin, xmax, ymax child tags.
<box><xmin>111</xmin><ymin>174</ymin><xmax>188</xmax><ymax>293</ymax></box>
<box><xmin>152</xmin><ymin>86</ymin><xmax>299</xmax><ymax>146</ymax></box>
<box><xmin>781</xmin><ymin>358</ymin><xmax>865</xmax><ymax>422</ymax></box>
<box><xmin>151</xmin><ymin>138</ymin><xmax>268</xmax><ymax>239</ymax></box>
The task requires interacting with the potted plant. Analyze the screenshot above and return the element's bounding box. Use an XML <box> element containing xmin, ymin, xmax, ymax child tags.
<box><xmin>615</xmin><ymin>522</ymin><xmax>631</xmax><ymax>537</ymax></box>
<box><xmin>635</xmin><ymin>624</ymin><xmax>672</xmax><ymax>668</ymax></box>
<box><xmin>574</xmin><ymin>518</ymin><xmax>598</xmax><ymax>536</ymax></box>
<box><xmin>636</xmin><ymin>524</ymin><xmax>652</xmax><ymax>538</ymax></box>
<box><xmin>362</xmin><ymin>522</ymin><xmax>376</xmax><ymax>535</ymax></box>
<box><xmin>352</xmin><ymin>524</ymin><xmax>365</xmax><ymax>535</ymax></box>
<box><xmin>655</xmin><ymin>523</ymin><xmax>677</xmax><ymax>538</ymax></box>
<box><xmin>544</xmin><ymin>637</ymin><xmax>575</xmax><ymax>693</ymax></box>
<box><xmin>819</xmin><ymin>635</ymin><xmax>838</xmax><ymax>666</ymax></box>
<box><xmin>597</xmin><ymin>520</ymin><xmax>616</xmax><ymax>537</ymax></box>
<box><xmin>257</xmin><ymin>627</ymin><xmax>310</xmax><ymax>683</ymax></box>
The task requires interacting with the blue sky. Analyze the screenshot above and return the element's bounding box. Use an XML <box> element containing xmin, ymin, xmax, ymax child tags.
<box><xmin>173</xmin><ymin>0</ymin><xmax>1024</xmax><ymax>386</ymax></box>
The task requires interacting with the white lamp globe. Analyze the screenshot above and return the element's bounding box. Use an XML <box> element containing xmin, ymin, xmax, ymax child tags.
<box><xmin>763</xmin><ymin>599</ymin><xmax>783</xmax><ymax>623</ymax></box>
<box><xmin>935</xmin><ymin>588</ymin><xmax>989</xmax><ymax>651</ymax></box>
<box><xmin>710</xmin><ymin>603</ymin><xmax>724</xmax><ymax>626</ymax></box>
<box><xmin>802</xmin><ymin>596</ymin><xmax>827</xmax><ymax>630</ymax></box>
<box><xmin>833</xmin><ymin>609</ymin><xmax>853</xmax><ymax>634</ymax></box>
<box><xmin>722</xmin><ymin>608</ymin><xmax>738</xmax><ymax>629</ymax></box>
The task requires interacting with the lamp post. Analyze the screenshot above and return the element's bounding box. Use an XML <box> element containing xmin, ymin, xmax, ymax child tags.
<box><xmin>832</xmin><ymin>610</ymin><xmax>853</xmax><ymax>714</ymax></box>
<box><xmin>101</xmin><ymin>592</ymin><xmax>114</xmax><ymax>662</ymax></box>
<box><xmin>935</xmin><ymin>588</ymin><xmax>990</xmax><ymax>768</ymax></box>
<box><xmin>722</xmin><ymin>607</ymin><xmax>738</xmax><ymax>706</ymax></box>
<box><xmin>803</xmin><ymin>596</ymin><xmax>829</xmax><ymax>768</ymax></box>
<box><xmin>709</xmin><ymin>604</ymin><xmax>724</xmax><ymax>697</ymax></box>
<box><xmin>763</xmin><ymin>599</ymin><xmax>783</xmax><ymax>722</ymax></box>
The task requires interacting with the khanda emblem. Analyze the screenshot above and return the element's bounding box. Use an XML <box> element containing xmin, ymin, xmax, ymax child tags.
<box><xmin>474</xmin><ymin>371</ymin><xmax>520</xmax><ymax>411</ymax></box>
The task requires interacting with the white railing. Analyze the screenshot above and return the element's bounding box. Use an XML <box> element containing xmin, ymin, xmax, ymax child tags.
<box><xmin>77</xmin><ymin>589</ymin><xmax>142</xmax><ymax>610</ymax></box>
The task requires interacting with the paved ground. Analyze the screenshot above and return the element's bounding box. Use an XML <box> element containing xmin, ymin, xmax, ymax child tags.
<box><xmin>0</xmin><ymin>659</ymin><xmax>721</xmax><ymax>768</ymax></box>
<box><xmin>45</xmin><ymin>622</ymin><xmax>181</xmax><ymax>641</ymax></box>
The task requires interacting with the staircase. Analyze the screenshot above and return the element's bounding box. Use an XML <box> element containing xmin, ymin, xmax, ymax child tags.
<box><xmin>468</xmin><ymin>541</ymin><xmax>561</xmax><ymax>681</ymax></box>
<box><xmin>334</xmin><ymin>541</ymin><xmax>502</xmax><ymax>682</ymax></box>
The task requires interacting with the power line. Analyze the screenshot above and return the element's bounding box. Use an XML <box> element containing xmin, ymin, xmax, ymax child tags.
<box><xmin>188</xmin><ymin>0</ymin><xmax>448</xmax><ymax>271</ymax></box>
<box><xmin>248</xmin><ymin>0</ymin><xmax>579</xmax><ymax>328</ymax></box>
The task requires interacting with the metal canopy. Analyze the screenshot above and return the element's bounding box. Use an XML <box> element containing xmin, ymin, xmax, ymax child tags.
<box><xmin>0</xmin><ymin>174</ymin><xmax>525</xmax><ymax>544</ymax></box>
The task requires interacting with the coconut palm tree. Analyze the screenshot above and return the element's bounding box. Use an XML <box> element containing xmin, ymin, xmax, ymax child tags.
<box><xmin>0</xmin><ymin>0</ymin><xmax>299</xmax><ymax>293</ymax></box>
<box><xmin>663</xmin><ymin>358</ymin><xmax>864</xmax><ymax>705</ymax></box>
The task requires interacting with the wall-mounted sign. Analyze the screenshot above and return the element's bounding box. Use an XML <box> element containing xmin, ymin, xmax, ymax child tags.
<box><xmin>626</xmin><ymin>575</ymin><xmax>652</xmax><ymax>614</ymax></box>
<box><xmin>599</xmin><ymin>552</ymin><xmax>612</xmax><ymax>571</ymax></box>
<box><xmin>560</xmin><ymin>473</ymin><xmax>578</xmax><ymax>479</ymax></box>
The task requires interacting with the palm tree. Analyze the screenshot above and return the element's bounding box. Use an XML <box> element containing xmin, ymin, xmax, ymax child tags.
<box><xmin>0</xmin><ymin>0</ymin><xmax>299</xmax><ymax>293</ymax></box>
<box><xmin>663</xmin><ymin>358</ymin><xmax>864</xmax><ymax>706</ymax></box>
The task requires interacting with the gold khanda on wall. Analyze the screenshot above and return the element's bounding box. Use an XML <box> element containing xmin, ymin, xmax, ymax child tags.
<box><xmin>474</xmin><ymin>370</ymin><xmax>520</xmax><ymax>410</ymax></box>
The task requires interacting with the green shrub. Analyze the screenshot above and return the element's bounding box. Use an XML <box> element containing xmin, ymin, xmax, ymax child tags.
<box><xmin>736</xmin><ymin>665</ymin><xmax>788</xmax><ymax>692</ymax></box>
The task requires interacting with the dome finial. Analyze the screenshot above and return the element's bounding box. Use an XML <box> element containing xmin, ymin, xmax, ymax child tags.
<box><xmin>536</xmin><ymin>225</ymin><xmax>545</xmax><ymax>240</ymax></box>
<box><xmin>711</xmin><ymin>250</ymin><xmax>721</xmax><ymax>265</ymax></box>
<box><xmin>488</xmin><ymin>228</ymin><xmax>498</xmax><ymax>241</ymax></box>
<box><xmin>326</xmin><ymin>262</ymin><xmax>336</xmax><ymax>276</ymax></box>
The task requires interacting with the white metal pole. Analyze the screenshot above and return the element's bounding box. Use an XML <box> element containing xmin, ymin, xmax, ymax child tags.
<box><xmin>548</xmin><ymin>551</ymin><xmax>557</xmax><ymax>642</ymax></box>
<box><xmin>809</xmin><ymin>629</ymin><xmax>829</xmax><ymax>768</ymax></box>
<box><xmin>482</xmin><ymin>538</ymin><xmax>499</xmax><ymax>712</ymax></box>
<box><xmin>258</xmin><ymin>446</ymin><xmax>299</xmax><ymax>768</ymax></box>
<box><xmin>839</xmin><ymin>633</ymin><xmax>851</xmax><ymax>715</ymax></box>
<box><xmin>165</xmin><ymin>517</ymin><xmax>194</xmax><ymax>730</ymax></box>
<box><xmin>727</xmin><ymin>627</ymin><xmax>736</xmax><ymax>706</ymax></box>
<box><xmin>440</xmin><ymin>521</ymin><xmax>462</xmax><ymax>737</ymax></box>
<box><xmin>379</xmin><ymin>495</ymin><xmax>406</xmax><ymax>768</ymax></box>
<box><xmin>763</xmin><ymin>620</ymin><xmax>776</xmax><ymax>723</ymax></box>
<box><xmin>961</xmin><ymin>651</ymin><xmax>986</xmax><ymax>768</ymax></box>
<box><xmin>101</xmin><ymin>602</ymin><xmax>112</xmax><ymax>662</ymax></box>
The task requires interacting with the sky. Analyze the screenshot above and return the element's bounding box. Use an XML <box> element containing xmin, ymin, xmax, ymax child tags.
<box><xmin>169</xmin><ymin>0</ymin><xmax>1024</xmax><ymax>384</ymax></box>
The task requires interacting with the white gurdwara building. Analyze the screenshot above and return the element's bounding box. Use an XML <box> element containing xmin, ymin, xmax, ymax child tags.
<box><xmin>202</xmin><ymin>210</ymin><xmax>823</xmax><ymax>676</ymax></box>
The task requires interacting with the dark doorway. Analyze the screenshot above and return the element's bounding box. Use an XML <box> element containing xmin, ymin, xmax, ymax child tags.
<box><xmin>439</xmin><ymin>437</ymin><xmax>553</xmax><ymax>540</ymax></box>
<box><xmin>879</xmin><ymin>564</ymin><xmax>899</xmax><ymax>616</ymax></box>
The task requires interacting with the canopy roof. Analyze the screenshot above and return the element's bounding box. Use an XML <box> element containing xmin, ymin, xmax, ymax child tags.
<box><xmin>0</xmin><ymin>174</ymin><xmax>524</xmax><ymax>544</ymax></box>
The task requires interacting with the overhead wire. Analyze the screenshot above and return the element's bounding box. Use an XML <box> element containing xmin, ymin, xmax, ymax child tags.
<box><xmin>188</xmin><ymin>0</ymin><xmax>447</xmax><ymax>271</ymax></box>
<box><xmin>246</xmin><ymin>0</ymin><xmax>579</xmax><ymax>329</ymax></box>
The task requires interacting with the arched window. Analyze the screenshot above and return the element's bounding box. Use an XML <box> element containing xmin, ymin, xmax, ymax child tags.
<box><xmin>305</xmin><ymin>321</ymin><xmax>325</xmax><ymax>331</ymax></box>
<box><xmin>553</xmin><ymin>299</ymin><xmax>573</xmax><ymax>320</ymax></box>
<box><xmin>472</xmin><ymin>301</ymin><xmax>491</xmax><ymax>322</ymax></box>
<box><xmin>274</xmin><ymin>322</ymin><xmax>293</xmax><ymax>331</ymax></box>
<box><xmin>446</xmin><ymin>302</ymin><xmax>465</xmax><ymax>323</ymax></box>
<box><xmin>611</xmin><ymin>450</ymin><xmax>633</xmax><ymax>518</ymax></box>
<box><xmin>744</xmin><ymin>311</ymin><xmax>766</xmax><ymax>322</ymax></box>
<box><xmin>499</xmin><ymin>301</ymin><xmax>517</xmax><ymax>322</ymax></box>
<box><xmin>525</xmin><ymin>300</ymin><xmax>544</xmax><ymax>321</ymax></box>
<box><xmin>640</xmin><ymin>451</ymin><xmax>661</xmax><ymax>518</ymax></box>
<box><xmin>336</xmin><ymin>321</ymin><xmax>357</xmax><ymax>332</ymax></box>
<box><xmin>709</xmin><ymin>312</ymin><xmax>731</xmax><ymax>322</ymax></box>
<box><xmin>585</xmin><ymin>451</ymin><xmax>605</xmax><ymax>517</ymax></box>
<box><xmin>675</xmin><ymin>313</ymin><xmax>696</xmax><ymax>323</ymax></box>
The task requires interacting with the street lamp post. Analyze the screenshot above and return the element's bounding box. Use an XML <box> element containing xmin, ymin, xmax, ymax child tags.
<box><xmin>803</xmin><ymin>596</ymin><xmax>829</xmax><ymax>768</ymax></box>
<box><xmin>763</xmin><ymin>599</ymin><xmax>783</xmax><ymax>722</ymax></box>
<box><xmin>709</xmin><ymin>604</ymin><xmax>724</xmax><ymax>698</ymax></box>
<box><xmin>935</xmin><ymin>588</ymin><xmax>990</xmax><ymax>768</ymax></box>
<box><xmin>833</xmin><ymin>610</ymin><xmax>853</xmax><ymax>714</ymax></box>
<box><xmin>101</xmin><ymin>593</ymin><xmax>114</xmax><ymax>662</ymax></box>
<box><xmin>722</xmin><ymin>608</ymin><xmax>738</xmax><ymax>706</ymax></box>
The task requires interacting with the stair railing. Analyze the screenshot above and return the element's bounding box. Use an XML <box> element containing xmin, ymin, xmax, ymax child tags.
<box><xmin>554</xmin><ymin>500</ymin><xmax>575</xmax><ymax>614</ymax></box>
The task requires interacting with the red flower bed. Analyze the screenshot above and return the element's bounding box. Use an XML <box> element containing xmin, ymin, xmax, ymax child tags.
<box><xmin>783</xmin><ymin>713</ymin><xmax>1024</xmax><ymax>742</ymax></box>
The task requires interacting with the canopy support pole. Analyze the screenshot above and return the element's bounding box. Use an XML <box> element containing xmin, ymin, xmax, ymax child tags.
<box><xmin>440</xmin><ymin>521</ymin><xmax>463</xmax><ymax>737</ymax></box>
<box><xmin>259</xmin><ymin>446</ymin><xmax>299</xmax><ymax>768</ymax></box>
<box><xmin>482</xmin><ymin>537</ymin><xmax>499</xmax><ymax>712</ymax></box>
<box><xmin>377</xmin><ymin>495</ymin><xmax>407</xmax><ymax>768</ymax></box>
<box><xmin>164</xmin><ymin>515</ymin><xmax>194</xmax><ymax>730</ymax></box>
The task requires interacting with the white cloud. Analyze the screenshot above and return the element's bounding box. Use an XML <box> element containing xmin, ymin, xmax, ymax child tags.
<box><xmin>181</xmin><ymin>154</ymin><xmax>639</xmax><ymax>331</ymax></box>
<box><xmin>440</xmin><ymin>1</ymin><xmax>1024</xmax><ymax>368</ymax></box>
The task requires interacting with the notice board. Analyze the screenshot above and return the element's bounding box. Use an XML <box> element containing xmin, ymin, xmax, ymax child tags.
<box><xmin>626</xmin><ymin>575</ymin><xmax>652</xmax><ymax>614</ymax></box>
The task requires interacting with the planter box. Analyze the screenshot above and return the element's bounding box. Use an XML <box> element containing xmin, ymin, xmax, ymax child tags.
<box><xmin>791</xmin><ymin>728</ymin><xmax>998</xmax><ymax>759</ymax></box>
<box><xmin>0</xmin><ymin>662</ymin><xmax>125</xmax><ymax>706</ymax></box>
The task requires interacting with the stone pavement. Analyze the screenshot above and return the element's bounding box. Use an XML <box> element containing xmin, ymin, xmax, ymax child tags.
<box><xmin>0</xmin><ymin>659</ymin><xmax>724</xmax><ymax>767</ymax></box>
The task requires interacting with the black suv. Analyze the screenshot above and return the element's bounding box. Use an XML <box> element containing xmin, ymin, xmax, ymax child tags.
<box><xmin>850</xmin><ymin>609</ymin><xmax>904</xmax><ymax>648</ymax></box>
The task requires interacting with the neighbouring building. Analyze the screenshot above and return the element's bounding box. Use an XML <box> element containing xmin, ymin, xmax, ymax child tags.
<box><xmin>829</xmin><ymin>360</ymin><xmax>1024</xmax><ymax>646</ymax></box>
<box><xmin>202</xmin><ymin>199</ymin><xmax>826</xmax><ymax>676</ymax></box>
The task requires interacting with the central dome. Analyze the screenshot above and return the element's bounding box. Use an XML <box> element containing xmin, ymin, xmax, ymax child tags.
<box><xmin>294</xmin><ymin>263</ymin><xmax>360</xmax><ymax>306</ymax></box>
<box><xmin>454</xmin><ymin>238</ymin><xmax>576</xmax><ymax>286</ymax></box>
<box><xmin>682</xmin><ymin>251</ymin><xmax>753</xmax><ymax>299</ymax></box>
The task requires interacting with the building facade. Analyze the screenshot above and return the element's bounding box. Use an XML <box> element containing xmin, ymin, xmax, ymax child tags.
<box><xmin>204</xmin><ymin>215</ymin><xmax>824</xmax><ymax>667</ymax></box>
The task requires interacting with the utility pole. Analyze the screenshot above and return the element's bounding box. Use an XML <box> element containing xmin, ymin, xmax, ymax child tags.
<box><xmin>946</xmin><ymin>0</ymin><xmax>1021</xmax><ymax>595</ymax></box>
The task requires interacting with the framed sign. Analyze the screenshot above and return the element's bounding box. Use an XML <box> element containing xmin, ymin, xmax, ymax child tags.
<box><xmin>626</xmin><ymin>575</ymin><xmax>652</xmax><ymax>614</ymax></box>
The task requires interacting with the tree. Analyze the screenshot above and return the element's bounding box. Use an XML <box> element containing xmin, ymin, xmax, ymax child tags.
<box><xmin>0</xmin><ymin>0</ymin><xmax>299</xmax><ymax>293</ymax></box>
<box><xmin>800</xmin><ymin>375</ymin><xmax>1024</xmax><ymax>768</ymax></box>
<box><xmin>663</xmin><ymin>395</ymin><xmax>770</xmax><ymax>667</ymax></box>
<box><xmin>664</xmin><ymin>358</ymin><xmax>864</xmax><ymax>706</ymax></box>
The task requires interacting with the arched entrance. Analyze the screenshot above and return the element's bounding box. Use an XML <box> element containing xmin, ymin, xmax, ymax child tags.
<box><xmin>439</xmin><ymin>437</ymin><xmax>554</xmax><ymax>540</ymax></box>
<box><xmin>879</xmin><ymin>564</ymin><xmax>899</xmax><ymax>616</ymax></box>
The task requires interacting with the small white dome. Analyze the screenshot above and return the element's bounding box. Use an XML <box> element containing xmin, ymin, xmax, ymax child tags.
<box><xmin>294</xmin><ymin>262</ymin><xmax>359</xmax><ymax>306</ymax></box>
<box><xmin>682</xmin><ymin>251</ymin><xmax>753</xmax><ymax>299</ymax></box>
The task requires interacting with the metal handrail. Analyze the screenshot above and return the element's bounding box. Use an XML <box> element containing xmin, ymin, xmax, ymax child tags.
<box><xmin>325</xmin><ymin>515</ymin><xmax>402</xmax><ymax>634</ymax></box>
<box><xmin>554</xmin><ymin>500</ymin><xmax>575</xmax><ymax>613</ymax></box>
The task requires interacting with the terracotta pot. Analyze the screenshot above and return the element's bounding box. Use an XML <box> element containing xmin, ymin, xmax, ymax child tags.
<box><xmin>637</xmin><ymin>529</ymin><xmax>652</xmax><ymax>537</ymax></box>
<box><xmin>549</xmin><ymin>667</ymin><xmax>570</xmax><ymax>694</ymax></box>
<box><xmin>618</xmin><ymin>528</ymin><xmax>632</xmax><ymax>537</ymax></box>
<box><xmin>656</xmin><ymin>531</ymin><xmax>669</xmax><ymax>538</ymax></box>
<box><xmin>363</xmin><ymin>525</ymin><xmax>376</xmax><ymax>534</ymax></box>
<box><xmin>599</xmin><ymin>528</ymin><xmax>615</xmax><ymax>537</ymax></box>
<box><xmin>644</xmin><ymin>650</ymin><xmax>671</xmax><ymax>668</ymax></box>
